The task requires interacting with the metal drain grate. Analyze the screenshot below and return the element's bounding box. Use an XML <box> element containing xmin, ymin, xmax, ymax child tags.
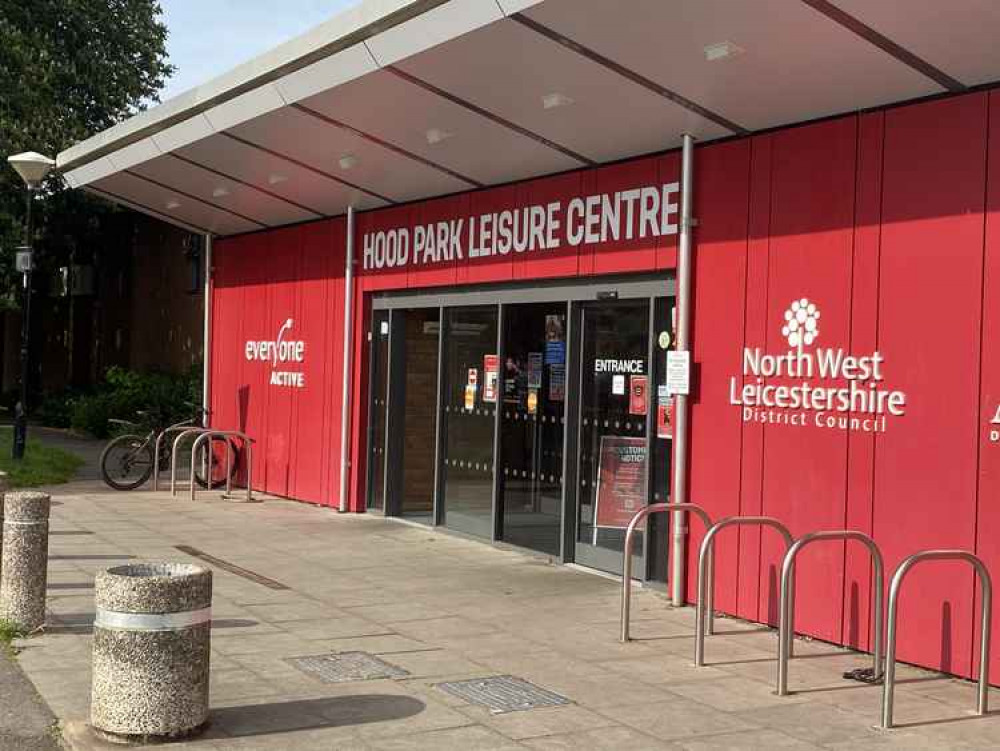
<box><xmin>285</xmin><ymin>652</ymin><xmax>409</xmax><ymax>683</ymax></box>
<box><xmin>174</xmin><ymin>545</ymin><xmax>290</xmax><ymax>590</ymax></box>
<box><xmin>436</xmin><ymin>675</ymin><xmax>570</xmax><ymax>713</ymax></box>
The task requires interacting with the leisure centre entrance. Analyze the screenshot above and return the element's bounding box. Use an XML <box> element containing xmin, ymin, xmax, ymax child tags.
<box><xmin>365</xmin><ymin>276</ymin><xmax>674</xmax><ymax>580</ymax></box>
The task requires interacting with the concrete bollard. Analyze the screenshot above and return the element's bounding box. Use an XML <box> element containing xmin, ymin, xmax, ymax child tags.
<box><xmin>0</xmin><ymin>491</ymin><xmax>51</xmax><ymax>631</ymax></box>
<box><xmin>91</xmin><ymin>562</ymin><xmax>212</xmax><ymax>743</ymax></box>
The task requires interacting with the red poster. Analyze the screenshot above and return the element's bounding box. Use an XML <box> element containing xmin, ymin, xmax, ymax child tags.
<box><xmin>629</xmin><ymin>375</ymin><xmax>648</xmax><ymax>415</ymax></box>
<box><xmin>657</xmin><ymin>397</ymin><xmax>674</xmax><ymax>439</ymax></box>
<box><xmin>483</xmin><ymin>354</ymin><xmax>499</xmax><ymax>403</ymax></box>
<box><xmin>594</xmin><ymin>436</ymin><xmax>647</xmax><ymax>530</ymax></box>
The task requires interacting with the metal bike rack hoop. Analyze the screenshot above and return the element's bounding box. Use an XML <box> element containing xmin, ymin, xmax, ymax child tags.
<box><xmin>155</xmin><ymin>426</ymin><xmax>209</xmax><ymax>492</ymax></box>
<box><xmin>190</xmin><ymin>430</ymin><xmax>254</xmax><ymax>503</ymax></box>
<box><xmin>695</xmin><ymin>516</ymin><xmax>794</xmax><ymax>667</ymax></box>
<box><xmin>881</xmin><ymin>549</ymin><xmax>992</xmax><ymax>729</ymax></box>
<box><xmin>620</xmin><ymin>502</ymin><xmax>713</xmax><ymax>643</ymax></box>
<box><xmin>169</xmin><ymin>428</ymin><xmax>213</xmax><ymax>496</ymax></box>
<box><xmin>777</xmin><ymin>530</ymin><xmax>884</xmax><ymax>696</ymax></box>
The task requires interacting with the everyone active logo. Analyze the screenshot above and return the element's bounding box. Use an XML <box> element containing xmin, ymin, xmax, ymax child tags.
<box><xmin>729</xmin><ymin>298</ymin><xmax>906</xmax><ymax>433</ymax></box>
<box><xmin>244</xmin><ymin>319</ymin><xmax>306</xmax><ymax>388</ymax></box>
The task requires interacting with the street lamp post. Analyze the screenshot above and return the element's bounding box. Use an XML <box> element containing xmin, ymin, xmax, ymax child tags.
<box><xmin>6</xmin><ymin>152</ymin><xmax>55</xmax><ymax>460</ymax></box>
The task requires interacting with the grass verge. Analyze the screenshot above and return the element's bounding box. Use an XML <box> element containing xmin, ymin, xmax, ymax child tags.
<box><xmin>0</xmin><ymin>433</ymin><xmax>83</xmax><ymax>487</ymax></box>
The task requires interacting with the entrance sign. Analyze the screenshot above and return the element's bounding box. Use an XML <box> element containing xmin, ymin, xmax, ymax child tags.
<box><xmin>728</xmin><ymin>298</ymin><xmax>907</xmax><ymax>433</ymax></box>
<box><xmin>666</xmin><ymin>350</ymin><xmax>690</xmax><ymax>395</ymax></box>
<box><xmin>362</xmin><ymin>182</ymin><xmax>680</xmax><ymax>271</ymax></box>
<box><xmin>594</xmin><ymin>436</ymin><xmax>647</xmax><ymax>536</ymax></box>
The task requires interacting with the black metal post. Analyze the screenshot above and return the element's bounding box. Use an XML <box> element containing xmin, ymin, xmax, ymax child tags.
<box><xmin>13</xmin><ymin>188</ymin><xmax>33</xmax><ymax>460</ymax></box>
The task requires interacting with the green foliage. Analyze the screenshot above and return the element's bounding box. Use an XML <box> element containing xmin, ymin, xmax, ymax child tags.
<box><xmin>38</xmin><ymin>364</ymin><xmax>202</xmax><ymax>438</ymax></box>
<box><xmin>0</xmin><ymin>619</ymin><xmax>25</xmax><ymax>655</ymax></box>
<box><xmin>1</xmin><ymin>0</ymin><xmax>174</xmax><ymax>299</ymax></box>
<box><xmin>0</xmin><ymin>434</ymin><xmax>83</xmax><ymax>488</ymax></box>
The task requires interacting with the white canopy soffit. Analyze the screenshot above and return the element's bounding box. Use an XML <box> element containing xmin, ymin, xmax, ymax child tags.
<box><xmin>58</xmin><ymin>0</ymin><xmax>1000</xmax><ymax>237</ymax></box>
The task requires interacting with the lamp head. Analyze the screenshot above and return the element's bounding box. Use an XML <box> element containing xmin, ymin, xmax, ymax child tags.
<box><xmin>7</xmin><ymin>152</ymin><xmax>55</xmax><ymax>190</ymax></box>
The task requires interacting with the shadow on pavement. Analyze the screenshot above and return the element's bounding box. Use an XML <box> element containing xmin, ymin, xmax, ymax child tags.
<box><xmin>211</xmin><ymin>695</ymin><xmax>426</xmax><ymax>738</ymax></box>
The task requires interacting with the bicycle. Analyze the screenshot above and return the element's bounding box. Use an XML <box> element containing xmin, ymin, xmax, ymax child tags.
<box><xmin>99</xmin><ymin>406</ymin><xmax>240</xmax><ymax>491</ymax></box>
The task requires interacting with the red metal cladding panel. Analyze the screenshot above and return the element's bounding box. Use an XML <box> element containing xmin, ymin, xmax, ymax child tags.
<box><xmin>291</xmin><ymin>220</ymin><xmax>342</xmax><ymax>504</ymax></box>
<box><xmin>737</xmin><ymin>134</ymin><xmax>773</xmax><ymax>622</ymax></box>
<box><xmin>757</xmin><ymin>117</ymin><xmax>857</xmax><ymax>637</ymax></box>
<box><xmin>655</xmin><ymin>152</ymin><xmax>681</xmax><ymax>271</ymax></box>
<box><xmin>513</xmin><ymin>170</ymin><xmax>583</xmax><ymax>280</ymax></box>
<box><xmin>320</xmin><ymin>237</ymin><xmax>347</xmax><ymax>507</ymax></box>
<box><xmin>408</xmin><ymin>194</ymin><xmax>467</xmax><ymax>289</ymax></box>
<box><xmin>261</xmin><ymin>227</ymin><xmax>301</xmax><ymax>497</ymax></box>
<box><xmin>685</xmin><ymin>139</ymin><xmax>751</xmax><ymax>607</ymax></box>
<box><xmin>462</xmin><ymin>184</ymin><xmax>518</xmax><ymax>285</ymax></box>
<box><xmin>209</xmin><ymin>239</ymin><xmax>239</xmax><ymax>433</ymax></box>
<box><xmin>842</xmin><ymin>111</ymin><xmax>885</xmax><ymax>652</ymax></box>
<box><xmin>586</xmin><ymin>158</ymin><xmax>662</xmax><ymax>277</ymax></box>
<box><xmin>973</xmin><ymin>91</ymin><xmax>1000</xmax><ymax>683</ymax></box>
<box><xmin>875</xmin><ymin>93</ymin><xmax>987</xmax><ymax>679</ymax></box>
<box><xmin>235</xmin><ymin>233</ymin><xmax>274</xmax><ymax>492</ymax></box>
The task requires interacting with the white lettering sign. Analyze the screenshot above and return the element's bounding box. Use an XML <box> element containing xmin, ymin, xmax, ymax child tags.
<box><xmin>728</xmin><ymin>299</ymin><xmax>906</xmax><ymax>434</ymax></box>
<box><xmin>245</xmin><ymin>318</ymin><xmax>307</xmax><ymax>389</ymax></box>
<box><xmin>362</xmin><ymin>182</ymin><xmax>680</xmax><ymax>271</ymax></box>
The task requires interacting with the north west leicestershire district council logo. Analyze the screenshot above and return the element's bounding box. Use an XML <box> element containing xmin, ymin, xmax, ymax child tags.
<box><xmin>782</xmin><ymin>298</ymin><xmax>820</xmax><ymax>349</ymax></box>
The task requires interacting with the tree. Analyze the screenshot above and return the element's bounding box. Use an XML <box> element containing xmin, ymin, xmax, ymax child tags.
<box><xmin>0</xmin><ymin>0</ymin><xmax>174</xmax><ymax>298</ymax></box>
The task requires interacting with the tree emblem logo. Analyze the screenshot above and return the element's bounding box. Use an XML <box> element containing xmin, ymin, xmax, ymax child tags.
<box><xmin>781</xmin><ymin>298</ymin><xmax>820</xmax><ymax>350</ymax></box>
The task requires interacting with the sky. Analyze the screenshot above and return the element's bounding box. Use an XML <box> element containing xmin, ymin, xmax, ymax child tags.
<box><xmin>158</xmin><ymin>1</ymin><xmax>362</xmax><ymax>102</ymax></box>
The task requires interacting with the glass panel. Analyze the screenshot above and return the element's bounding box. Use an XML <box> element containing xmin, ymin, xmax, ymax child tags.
<box><xmin>648</xmin><ymin>297</ymin><xmax>674</xmax><ymax>582</ymax></box>
<box><xmin>441</xmin><ymin>306</ymin><xmax>498</xmax><ymax>539</ymax></box>
<box><xmin>367</xmin><ymin>310</ymin><xmax>390</xmax><ymax>512</ymax></box>
<box><xmin>498</xmin><ymin>303</ymin><xmax>566</xmax><ymax>556</ymax></box>
<box><xmin>399</xmin><ymin>309</ymin><xmax>440</xmax><ymax>523</ymax></box>
<box><xmin>577</xmin><ymin>300</ymin><xmax>650</xmax><ymax>569</ymax></box>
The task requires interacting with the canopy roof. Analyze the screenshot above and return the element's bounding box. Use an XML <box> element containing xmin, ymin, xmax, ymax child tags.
<box><xmin>57</xmin><ymin>0</ymin><xmax>1000</xmax><ymax>236</ymax></box>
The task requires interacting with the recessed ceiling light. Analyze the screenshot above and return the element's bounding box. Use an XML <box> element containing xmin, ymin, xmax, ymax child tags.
<box><xmin>165</xmin><ymin>199</ymin><xmax>181</xmax><ymax>210</ymax></box>
<box><xmin>425</xmin><ymin>128</ymin><xmax>454</xmax><ymax>145</ymax></box>
<box><xmin>542</xmin><ymin>92</ymin><xmax>574</xmax><ymax>110</ymax></box>
<box><xmin>268</xmin><ymin>173</ymin><xmax>288</xmax><ymax>185</ymax></box>
<box><xmin>704</xmin><ymin>41</ymin><xmax>744</xmax><ymax>62</ymax></box>
<box><xmin>338</xmin><ymin>154</ymin><xmax>358</xmax><ymax>170</ymax></box>
<box><xmin>212</xmin><ymin>186</ymin><xmax>230</xmax><ymax>198</ymax></box>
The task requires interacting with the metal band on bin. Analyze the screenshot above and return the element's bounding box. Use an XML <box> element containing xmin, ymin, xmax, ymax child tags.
<box><xmin>3</xmin><ymin>520</ymin><xmax>47</xmax><ymax>527</ymax></box>
<box><xmin>95</xmin><ymin>606</ymin><xmax>211</xmax><ymax>632</ymax></box>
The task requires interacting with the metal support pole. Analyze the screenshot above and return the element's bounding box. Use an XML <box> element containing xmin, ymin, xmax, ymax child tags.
<box><xmin>338</xmin><ymin>206</ymin><xmax>356</xmax><ymax>512</ymax></box>
<box><xmin>777</xmin><ymin>531</ymin><xmax>884</xmax><ymax>696</ymax></box>
<box><xmin>202</xmin><ymin>234</ymin><xmax>213</xmax><ymax>417</ymax></box>
<box><xmin>621</xmin><ymin>502</ymin><xmax>713</xmax><ymax>642</ymax></box>
<box><xmin>669</xmin><ymin>133</ymin><xmax>695</xmax><ymax>606</ymax></box>
<box><xmin>881</xmin><ymin>550</ymin><xmax>992</xmax><ymax>729</ymax></box>
<box><xmin>12</xmin><ymin>189</ymin><xmax>33</xmax><ymax>461</ymax></box>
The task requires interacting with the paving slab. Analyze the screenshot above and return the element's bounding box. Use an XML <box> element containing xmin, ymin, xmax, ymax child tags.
<box><xmin>7</xmin><ymin>480</ymin><xmax>1000</xmax><ymax>750</ymax></box>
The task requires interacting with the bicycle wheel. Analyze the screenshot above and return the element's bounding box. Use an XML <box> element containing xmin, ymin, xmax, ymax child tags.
<box><xmin>100</xmin><ymin>435</ymin><xmax>154</xmax><ymax>490</ymax></box>
<box><xmin>193</xmin><ymin>436</ymin><xmax>240</xmax><ymax>489</ymax></box>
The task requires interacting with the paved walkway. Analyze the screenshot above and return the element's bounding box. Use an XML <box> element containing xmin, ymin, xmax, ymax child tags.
<box><xmin>12</xmin><ymin>480</ymin><xmax>1000</xmax><ymax>750</ymax></box>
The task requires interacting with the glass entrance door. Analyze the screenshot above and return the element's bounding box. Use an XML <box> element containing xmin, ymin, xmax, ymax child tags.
<box><xmin>440</xmin><ymin>306</ymin><xmax>498</xmax><ymax>539</ymax></box>
<box><xmin>497</xmin><ymin>303</ymin><xmax>567</xmax><ymax>556</ymax></box>
<box><xmin>574</xmin><ymin>299</ymin><xmax>654</xmax><ymax>576</ymax></box>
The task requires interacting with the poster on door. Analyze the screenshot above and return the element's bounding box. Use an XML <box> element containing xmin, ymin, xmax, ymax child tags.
<box><xmin>657</xmin><ymin>395</ymin><xmax>674</xmax><ymax>439</ymax></box>
<box><xmin>593</xmin><ymin>436</ymin><xmax>647</xmax><ymax>534</ymax></box>
<box><xmin>630</xmin><ymin>375</ymin><xmax>648</xmax><ymax>415</ymax></box>
<box><xmin>483</xmin><ymin>354</ymin><xmax>499</xmax><ymax>403</ymax></box>
<box><xmin>527</xmin><ymin>352</ymin><xmax>543</xmax><ymax>389</ymax></box>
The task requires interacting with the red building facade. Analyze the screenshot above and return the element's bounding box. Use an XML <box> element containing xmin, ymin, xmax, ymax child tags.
<box><xmin>209</xmin><ymin>89</ymin><xmax>1000</xmax><ymax>683</ymax></box>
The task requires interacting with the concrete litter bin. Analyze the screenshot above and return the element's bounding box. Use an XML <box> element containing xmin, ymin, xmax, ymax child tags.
<box><xmin>91</xmin><ymin>562</ymin><xmax>213</xmax><ymax>743</ymax></box>
<box><xmin>0</xmin><ymin>491</ymin><xmax>50</xmax><ymax>632</ymax></box>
